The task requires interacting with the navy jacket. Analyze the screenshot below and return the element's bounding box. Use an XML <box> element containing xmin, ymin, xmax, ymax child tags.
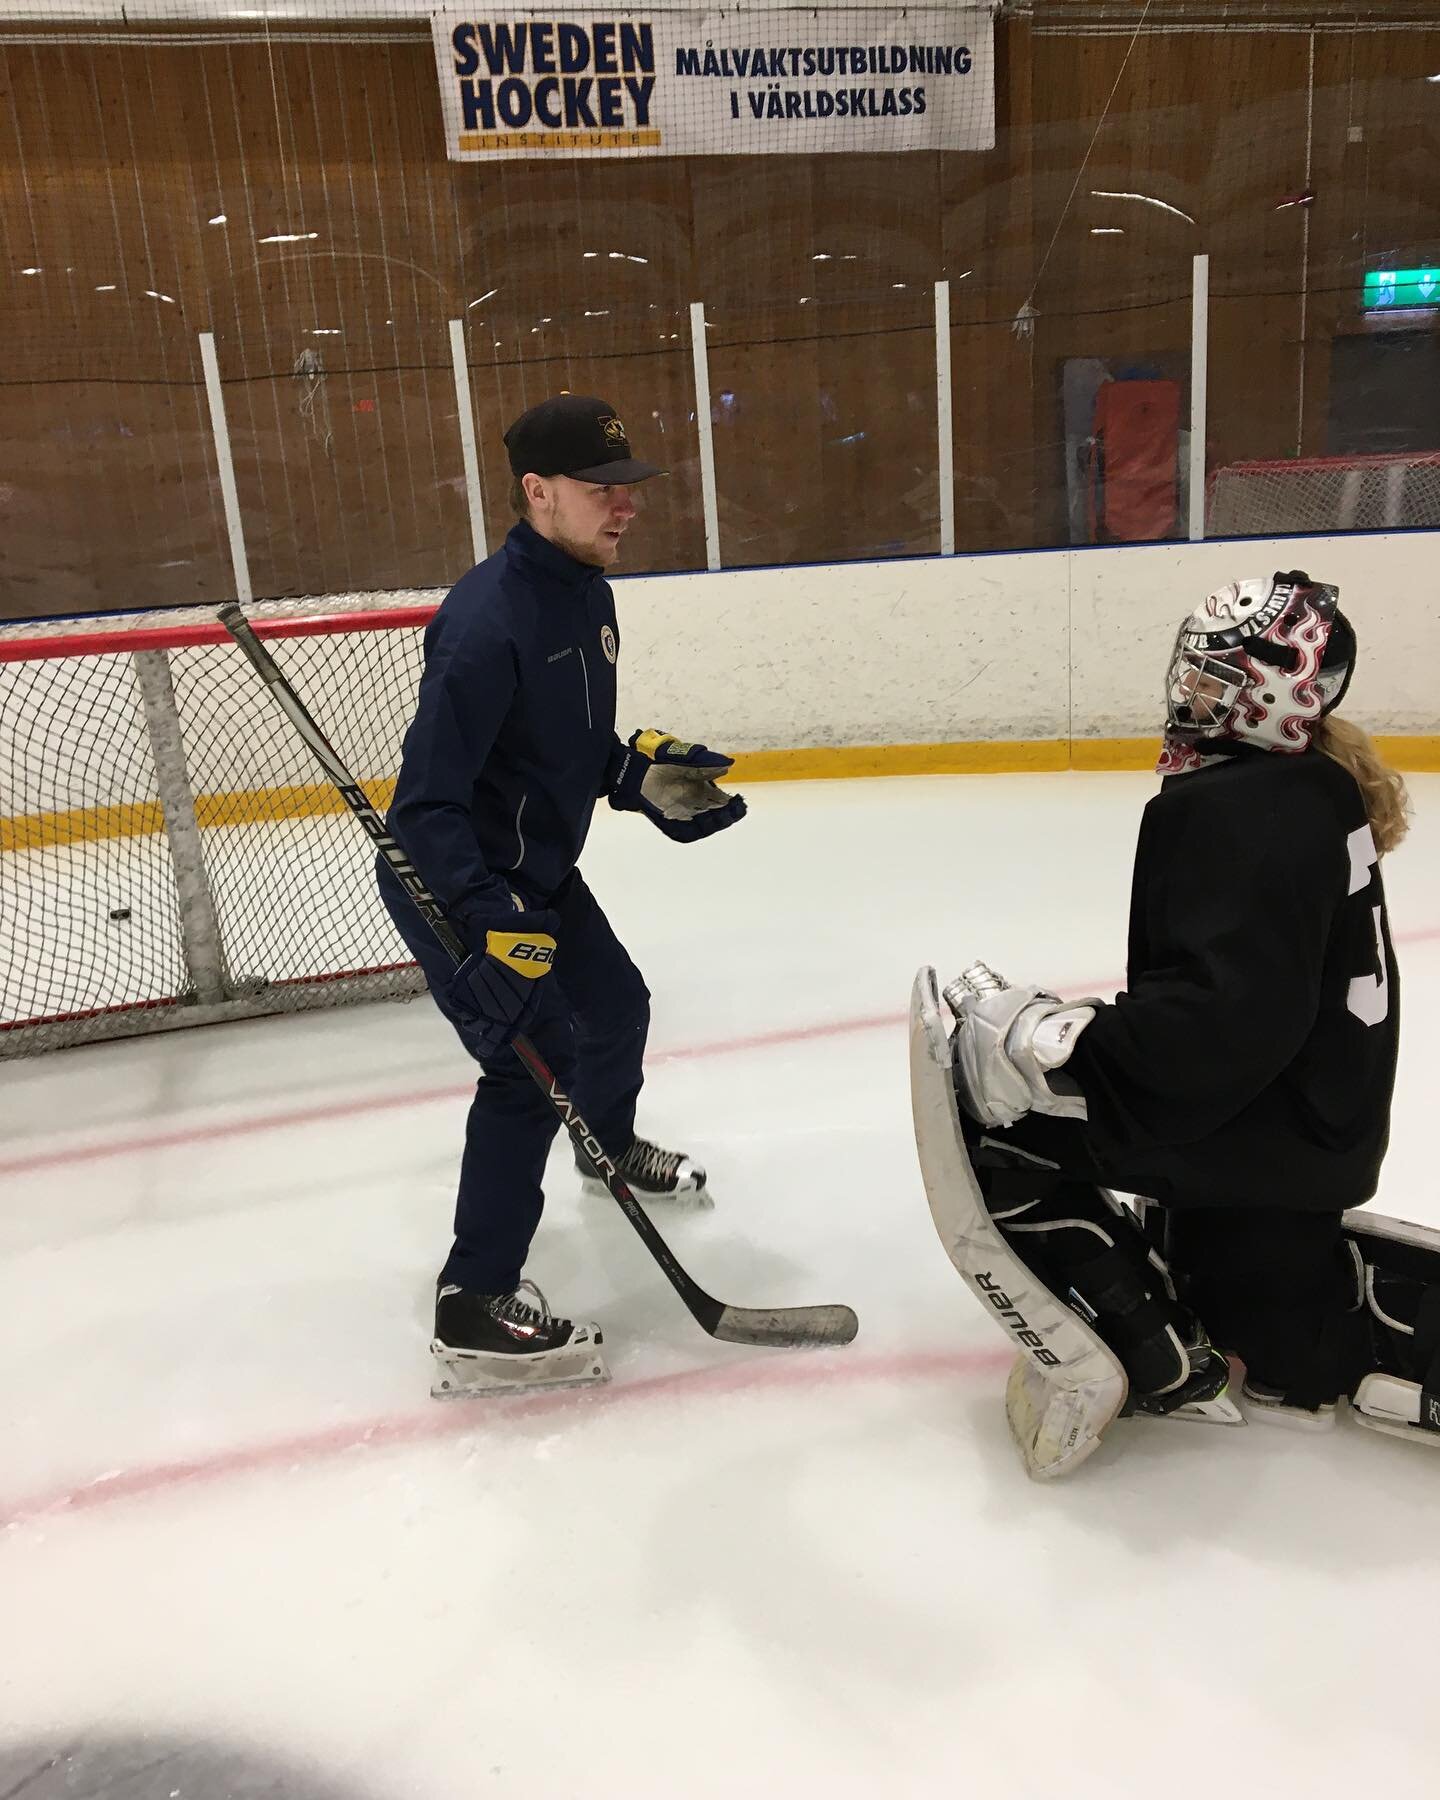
<box><xmin>388</xmin><ymin>520</ymin><xmax>623</xmax><ymax>941</ymax></box>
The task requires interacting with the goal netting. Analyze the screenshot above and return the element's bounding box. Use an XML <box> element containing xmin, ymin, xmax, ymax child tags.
<box><xmin>1</xmin><ymin>595</ymin><xmax>444</xmax><ymax>1057</ymax></box>
<box><xmin>1205</xmin><ymin>452</ymin><xmax>1440</xmax><ymax>539</ymax></box>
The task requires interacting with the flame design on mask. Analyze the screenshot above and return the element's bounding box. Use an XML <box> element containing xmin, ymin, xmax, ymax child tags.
<box><xmin>1231</xmin><ymin>598</ymin><xmax>1329</xmax><ymax>750</ymax></box>
<box><xmin>1157</xmin><ymin>581</ymin><xmax>1336</xmax><ymax>773</ymax></box>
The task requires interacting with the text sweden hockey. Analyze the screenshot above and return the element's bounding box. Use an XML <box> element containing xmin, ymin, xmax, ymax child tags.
<box><xmin>448</xmin><ymin>21</ymin><xmax>975</xmax><ymax>140</ymax></box>
<box><xmin>452</xmin><ymin>21</ymin><xmax>657</xmax><ymax>133</ymax></box>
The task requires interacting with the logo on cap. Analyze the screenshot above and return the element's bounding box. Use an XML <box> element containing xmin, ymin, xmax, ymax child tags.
<box><xmin>600</xmin><ymin>415</ymin><xmax>628</xmax><ymax>447</ymax></box>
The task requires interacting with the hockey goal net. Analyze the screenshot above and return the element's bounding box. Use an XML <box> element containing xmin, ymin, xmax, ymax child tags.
<box><xmin>1205</xmin><ymin>451</ymin><xmax>1440</xmax><ymax>538</ymax></box>
<box><xmin>1</xmin><ymin>594</ymin><xmax>445</xmax><ymax>1057</ymax></box>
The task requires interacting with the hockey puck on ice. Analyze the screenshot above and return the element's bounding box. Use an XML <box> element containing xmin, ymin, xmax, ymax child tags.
<box><xmin>109</xmin><ymin>907</ymin><xmax>131</xmax><ymax>922</ymax></box>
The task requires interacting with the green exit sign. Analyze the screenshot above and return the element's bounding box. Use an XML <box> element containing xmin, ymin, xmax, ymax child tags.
<box><xmin>1364</xmin><ymin>268</ymin><xmax>1440</xmax><ymax>310</ymax></box>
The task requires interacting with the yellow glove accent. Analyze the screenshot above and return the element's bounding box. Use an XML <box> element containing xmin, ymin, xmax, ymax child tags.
<box><xmin>633</xmin><ymin>729</ymin><xmax>680</xmax><ymax>760</ymax></box>
<box><xmin>484</xmin><ymin>928</ymin><xmax>557</xmax><ymax>980</ymax></box>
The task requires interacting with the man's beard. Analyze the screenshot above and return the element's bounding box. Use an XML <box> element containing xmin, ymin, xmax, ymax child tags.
<box><xmin>553</xmin><ymin>522</ymin><xmax>616</xmax><ymax>568</ymax></box>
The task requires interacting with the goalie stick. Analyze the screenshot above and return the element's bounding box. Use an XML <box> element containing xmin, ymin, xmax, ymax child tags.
<box><xmin>218</xmin><ymin>602</ymin><xmax>858</xmax><ymax>1352</ymax></box>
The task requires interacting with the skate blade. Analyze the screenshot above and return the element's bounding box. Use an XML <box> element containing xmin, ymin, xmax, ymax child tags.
<box><xmin>1154</xmin><ymin>1392</ymin><xmax>1246</xmax><ymax>1426</ymax></box>
<box><xmin>580</xmin><ymin>1172</ymin><xmax>714</xmax><ymax>1211</ymax></box>
<box><xmin>429</xmin><ymin>1336</ymin><xmax>610</xmax><ymax>1400</ymax></box>
<box><xmin>1240</xmin><ymin>1389</ymin><xmax>1336</xmax><ymax>1432</ymax></box>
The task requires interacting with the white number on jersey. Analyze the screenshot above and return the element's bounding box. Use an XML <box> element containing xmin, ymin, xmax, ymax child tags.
<box><xmin>1346</xmin><ymin>825</ymin><xmax>1390</xmax><ymax>1028</ymax></box>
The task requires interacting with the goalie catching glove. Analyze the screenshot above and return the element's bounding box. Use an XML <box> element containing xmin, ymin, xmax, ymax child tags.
<box><xmin>444</xmin><ymin>896</ymin><xmax>558</xmax><ymax>1061</ymax></box>
<box><xmin>609</xmin><ymin>729</ymin><xmax>747</xmax><ymax>843</ymax></box>
<box><xmin>945</xmin><ymin>961</ymin><xmax>1099</xmax><ymax>1128</ymax></box>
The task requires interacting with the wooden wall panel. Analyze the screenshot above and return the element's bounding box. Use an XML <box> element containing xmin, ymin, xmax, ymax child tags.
<box><xmin>2</xmin><ymin>15</ymin><xmax>1437</xmax><ymax>620</ymax></box>
<box><xmin>697</xmin><ymin>150</ymin><xmax>945</xmax><ymax>565</ymax></box>
<box><xmin>0</xmin><ymin>40</ymin><xmax>233</xmax><ymax>615</ymax></box>
<box><xmin>940</xmin><ymin>9</ymin><xmax>1038</xmax><ymax>552</ymax></box>
<box><xmin>1300</xmin><ymin>28</ymin><xmax>1440</xmax><ymax>459</ymax></box>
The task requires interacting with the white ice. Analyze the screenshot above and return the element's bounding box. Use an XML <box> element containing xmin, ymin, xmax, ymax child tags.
<box><xmin>3</xmin><ymin>771</ymin><xmax>1439</xmax><ymax>1800</ymax></box>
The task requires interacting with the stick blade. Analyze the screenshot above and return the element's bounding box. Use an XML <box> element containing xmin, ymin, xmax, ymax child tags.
<box><xmin>712</xmin><ymin>1303</ymin><xmax>859</xmax><ymax>1349</ymax></box>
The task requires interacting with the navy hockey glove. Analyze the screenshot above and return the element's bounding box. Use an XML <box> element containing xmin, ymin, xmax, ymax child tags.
<box><xmin>444</xmin><ymin>902</ymin><xmax>559</xmax><ymax>1060</ymax></box>
<box><xmin>608</xmin><ymin>729</ymin><xmax>747</xmax><ymax>843</ymax></box>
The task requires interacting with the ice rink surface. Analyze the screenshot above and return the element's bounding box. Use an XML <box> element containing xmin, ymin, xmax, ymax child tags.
<box><xmin>3</xmin><ymin>770</ymin><xmax>1439</xmax><ymax>1800</ymax></box>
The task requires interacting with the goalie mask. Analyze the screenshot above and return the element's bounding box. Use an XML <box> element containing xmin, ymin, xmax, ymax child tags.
<box><xmin>1158</xmin><ymin>570</ymin><xmax>1355</xmax><ymax>774</ymax></box>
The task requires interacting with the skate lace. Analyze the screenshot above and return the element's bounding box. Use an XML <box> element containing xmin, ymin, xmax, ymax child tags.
<box><xmin>493</xmin><ymin>1279</ymin><xmax>555</xmax><ymax>1329</ymax></box>
<box><xmin>623</xmin><ymin>1137</ymin><xmax>681</xmax><ymax>1185</ymax></box>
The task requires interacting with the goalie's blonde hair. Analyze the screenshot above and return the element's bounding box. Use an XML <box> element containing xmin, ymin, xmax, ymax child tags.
<box><xmin>1313</xmin><ymin>715</ymin><xmax>1410</xmax><ymax>856</ymax></box>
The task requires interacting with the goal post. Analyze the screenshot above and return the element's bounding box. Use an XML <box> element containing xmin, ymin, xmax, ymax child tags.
<box><xmin>0</xmin><ymin>594</ymin><xmax>443</xmax><ymax>1056</ymax></box>
<box><xmin>1205</xmin><ymin>451</ymin><xmax>1440</xmax><ymax>539</ymax></box>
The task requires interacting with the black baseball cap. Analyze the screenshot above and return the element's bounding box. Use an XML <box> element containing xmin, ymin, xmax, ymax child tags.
<box><xmin>504</xmin><ymin>394</ymin><xmax>664</xmax><ymax>485</ymax></box>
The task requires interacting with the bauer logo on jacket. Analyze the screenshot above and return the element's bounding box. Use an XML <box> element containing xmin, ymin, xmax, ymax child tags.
<box><xmin>600</xmin><ymin>624</ymin><xmax>618</xmax><ymax>664</ymax></box>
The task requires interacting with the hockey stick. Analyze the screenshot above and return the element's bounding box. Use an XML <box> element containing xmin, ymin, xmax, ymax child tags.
<box><xmin>218</xmin><ymin>603</ymin><xmax>858</xmax><ymax>1350</ymax></box>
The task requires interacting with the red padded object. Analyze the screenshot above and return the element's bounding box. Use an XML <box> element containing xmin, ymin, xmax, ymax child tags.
<box><xmin>1088</xmin><ymin>378</ymin><xmax>1181</xmax><ymax>542</ymax></box>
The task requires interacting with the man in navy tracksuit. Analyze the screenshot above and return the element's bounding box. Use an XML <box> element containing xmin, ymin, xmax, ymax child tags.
<box><xmin>378</xmin><ymin>396</ymin><xmax>746</xmax><ymax>1395</ymax></box>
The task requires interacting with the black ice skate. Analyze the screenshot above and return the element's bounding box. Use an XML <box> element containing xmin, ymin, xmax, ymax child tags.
<box><xmin>430</xmin><ymin>1279</ymin><xmax>608</xmax><ymax>1399</ymax></box>
<box><xmin>575</xmin><ymin>1134</ymin><xmax>712</xmax><ymax>1208</ymax></box>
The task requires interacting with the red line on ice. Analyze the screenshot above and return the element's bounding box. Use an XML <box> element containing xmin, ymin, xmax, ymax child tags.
<box><xmin>5</xmin><ymin>921</ymin><xmax>1439</xmax><ymax>1180</ymax></box>
<box><xmin>0</xmin><ymin>1344</ymin><xmax>1013</xmax><ymax>1530</ymax></box>
<box><xmin>0</xmin><ymin>1008</ymin><xmax>906</xmax><ymax>1177</ymax></box>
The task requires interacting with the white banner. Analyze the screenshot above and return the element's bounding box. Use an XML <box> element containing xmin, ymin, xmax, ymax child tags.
<box><xmin>432</xmin><ymin>8</ymin><xmax>995</xmax><ymax>160</ymax></box>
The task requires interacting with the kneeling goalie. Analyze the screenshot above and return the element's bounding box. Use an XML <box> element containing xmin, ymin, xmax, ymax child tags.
<box><xmin>911</xmin><ymin>570</ymin><xmax>1439</xmax><ymax>1477</ymax></box>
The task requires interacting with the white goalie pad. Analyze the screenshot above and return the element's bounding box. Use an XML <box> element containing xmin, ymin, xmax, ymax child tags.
<box><xmin>909</xmin><ymin>965</ymin><xmax>1129</xmax><ymax>1479</ymax></box>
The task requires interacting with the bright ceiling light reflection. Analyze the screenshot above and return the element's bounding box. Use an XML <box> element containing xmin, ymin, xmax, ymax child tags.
<box><xmin>467</xmin><ymin>288</ymin><xmax>498</xmax><ymax>308</ymax></box>
<box><xmin>1090</xmin><ymin>189</ymin><xmax>1196</xmax><ymax>225</ymax></box>
<box><xmin>94</xmin><ymin>284</ymin><xmax>117</xmax><ymax>292</ymax></box>
<box><xmin>1090</xmin><ymin>227</ymin><xmax>1125</xmax><ymax>236</ymax></box>
<box><xmin>21</xmin><ymin>267</ymin><xmax>41</xmax><ymax>275</ymax></box>
<box><xmin>144</xmin><ymin>290</ymin><xmax>175</xmax><ymax>302</ymax></box>
<box><xmin>259</xmin><ymin>231</ymin><xmax>319</xmax><ymax>244</ymax></box>
<box><xmin>208</xmin><ymin>214</ymin><xmax>227</xmax><ymax>225</ymax></box>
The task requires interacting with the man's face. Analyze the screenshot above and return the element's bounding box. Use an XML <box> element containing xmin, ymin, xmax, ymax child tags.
<box><xmin>528</xmin><ymin>473</ymin><xmax>639</xmax><ymax>567</ymax></box>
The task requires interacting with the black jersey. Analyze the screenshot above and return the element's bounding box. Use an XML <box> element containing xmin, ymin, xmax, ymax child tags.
<box><xmin>1068</xmin><ymin>746</ymin><xmax>1399</xmax><ymax>1212</ymax></box>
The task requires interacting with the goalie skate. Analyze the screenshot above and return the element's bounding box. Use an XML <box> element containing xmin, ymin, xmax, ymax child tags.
<box><xmin>909</xmin><ymin>966</ymin><xmax>1238</xmax><ymax>1478</ymax></box>
<box><xmin>430</xmin><ymin>1281</ymin><xmax>609</xmax><ymax>1399</ymax></box>
<box><xmin>1344</xmin><ymin>1210</ymin><xmax>1440</xmax><ymax>1449</ymax></box>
